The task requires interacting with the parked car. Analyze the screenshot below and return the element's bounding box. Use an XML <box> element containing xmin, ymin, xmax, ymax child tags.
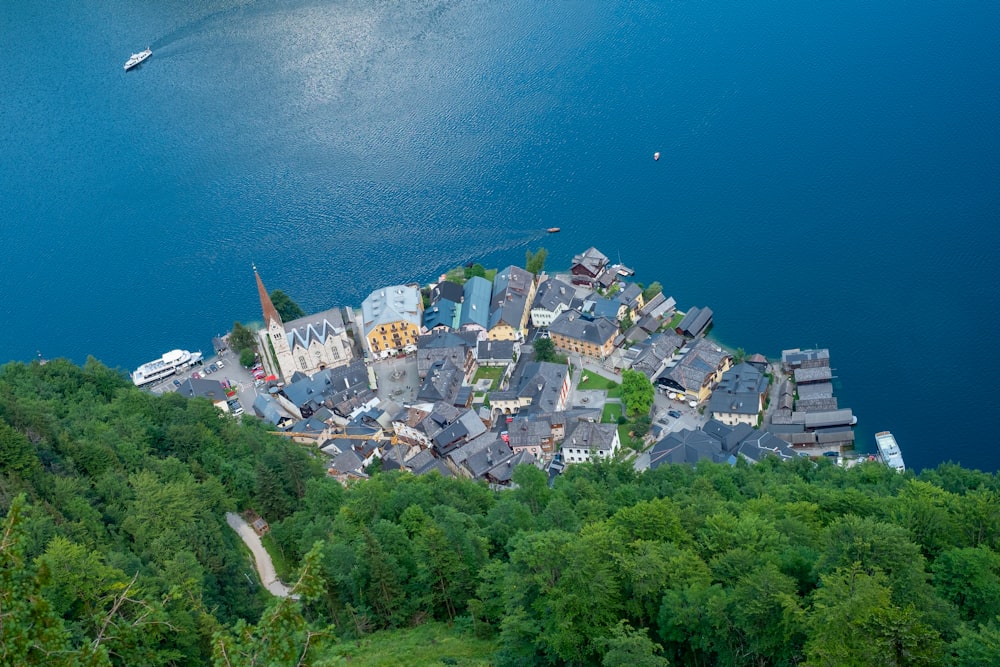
<box><xmin>192</xmin><ymin>372</ymin><xmax>201</xmax><ymax>379</ymax></box>
<box><xmin>668</xmin><ymin>410</ymin><xmax>681</xmax><ymax>419</ymax></box>
<box><xmin>173</xmin><ymin>379</ymin><xmax>181</xmax><ymax>387</ymax></box>
<box><xmin>216</xmin><ymin>360</ymin><xmax>224</xmax><ymax>369</ymax></box>
<box><xmin>209</xmin><ymin>363</ymin><xmax>218</xmax><ymax>372</ymax></box>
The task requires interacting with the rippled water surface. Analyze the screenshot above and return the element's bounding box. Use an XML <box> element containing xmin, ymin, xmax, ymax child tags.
<box><xmin>2</xmin><ymin>1</ymin><xmax>998</xmax><ymax>470</ymax></box>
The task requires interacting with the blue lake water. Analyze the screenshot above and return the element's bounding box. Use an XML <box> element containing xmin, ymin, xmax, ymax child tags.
<box><xmin>2</xmin><ymin>1</ymin><xmax>998</xmax><ymax>471</ymax></box>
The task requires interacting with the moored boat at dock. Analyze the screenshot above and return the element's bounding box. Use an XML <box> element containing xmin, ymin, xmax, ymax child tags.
<box><xmin>131</xmin><ymin>349</ymin><xmax>202</xmax><ymax>386</ymax></box>
<box><xmin>875</xmin><ymin>431</ymin><xmax>905</xmax><ymax>472</ymax></box>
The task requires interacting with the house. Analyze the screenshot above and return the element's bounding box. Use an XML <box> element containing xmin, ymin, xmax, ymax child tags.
<box><xmin>570</xmin><ymin>247</ymin><xmax>610</xmax><ymax>286</ymax></box>
<box><xmin>623</xmin><ymin>331</ymin><xmax>684</xmax><ymax>378</ymax></box>
<box><xmin>615</xmin><ymin>283</ymin><xmax>645</xmax><ymax>319</ymax></box>
<box><xmin>252</xmin><ymin>393</ymin><xmax>291</xmax><ymax>427</ymax></box>
<box><xmin>254</xmin><ymin>268</ymin><xmax>354</xmax><ymax>382</ymax></box>
<box><xmin>488</xmin><ymin>361</ymin><xmax>570</xmax><ymax>421</ymax></box>
<box><xmin>643</xmin><ymin>419</ymin><xmax>798</xmax><ymax>470</ymax></box>
<box><xmin>416</xmin><ymin>359</ymin><xmax>466</xmax><ymax>407</ymax></box>
<box><xmin>582</xmin><ymin>297</ymin><xmax>627</xmax><ymax>323</ymax></box>
<box><xmin>560</xmin><ymin>421</ymin><xmax>620</xmax><ymax>464</ymax></box>
<box><xmin>708</xmin><ymin>362</ymin><xmax>770</xmax><ymax>426</ymax></box>
<box><xmin>484</xmin><ymin>450</ymin><xmax>539</xmax><ymax>486</ymax></box>
<box><xmin>423</xmin><ymin>296</ymin><xmax>460</xmax><ymax>332</ymax></box>
<box><xmin>506</xmin><ymin>417</ymin><xmax>556</xmax><ymax>460</ymax></box>
<box><xmin>459</xmin><ymin>276</ymin><xmax>492</xmax><ymax>333</ymax></box>
<box><xmin>530</xmin><ymin>277</ymin><xmax>576</xmax><ymax>328</ymax></box>
<box><xmin>638</xmin><ymin>292</ymin><xmax>677</xmax><ymax>320</ymax></box>
<box><xmin>477</xmin><ymin>339</ymin><xmax>517</xmax><ymax>368</ymax></box>
<box><xmin>361</xmin><ymin>284</ymin><xmax>424</xmax><ymax>358</ymax></box>
<box><xmin>548</xmin><ymin>311</ymin><xmax>618</xmax><ymax>360</ymax></box>
<box><xmin>488</xmin><ymin>266</ymin><xmax>537</xmax><ymax>341</ymax></box>
<box><xmin>781</xmin><ymin>348</ymin><xmax>830</xmax><ymax>371</ymax></box>
<box><xmin>416</xmin><ymin>330</ymin><xmax>478</xmax><ymax>383</ymax></box>
<box><xmin>656</xmin><ymin>338</ymin><xmax>732</xmax><ymax>403</ymax></box>
<box><xmin>413</xmin><ymin>403</ymin><xmax>488</xmax><ymax>457</ymax></box>
<box><xmin>675</xmin><ymin>306</ymin><xmax>714</xmax><ymax>338</ymax></box>
<box><xmin>278</xmin><ymin>360</ymin><xmax>373</xmax><ymax>420</ymax></box>
<box><xmin>176</xmin><ymin>378</ymin><xmax>233</xmax><ymax>412</ymax></box>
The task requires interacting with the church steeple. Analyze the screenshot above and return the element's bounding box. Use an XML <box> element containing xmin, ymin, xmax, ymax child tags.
<box><xmin>254</xmin><ymin>264</ymin><xmax>282</xmax><ymax>327</ymax></box>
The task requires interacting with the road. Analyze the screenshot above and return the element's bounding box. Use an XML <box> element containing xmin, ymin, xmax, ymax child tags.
<box><xmin>225</xmin><ymin>512</ymin><xmax>294</xmax><ymax>598</ymax></box>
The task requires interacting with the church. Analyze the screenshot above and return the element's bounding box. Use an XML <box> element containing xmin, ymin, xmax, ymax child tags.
<box><xmin>254</xmin><ymin>268</ymin><xmax>355</xmax><ymax>382</ymax></box>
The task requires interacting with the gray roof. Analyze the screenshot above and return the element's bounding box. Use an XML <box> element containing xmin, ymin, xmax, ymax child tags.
<box><xmin>781</xmin><ymin>348</ymin><xmax>830</xmax><ymax>369</ymax></box>
<box><xmin>489</xmin><ymin>266</ymin><xmax>534</xmax><ymax>331</ymax></box>
<box><xmin>616</xmin><ymin>283</ymin><xmax>643</xmax><ymax>307</ymax></box>
<box><xmin>507</xmin><ymin>418</ymin><xmax>553</xmax><ymax>448</ymax></box>
<box><xmin>571</xmin><ymin>247</ymin><xmax>609</xmax><ymax>277</ymax></box>
<box><xmin>797</xmin><ymin>382</ymin><xmax>834</xmax><ymax>400</ymax></box>
<box><xmin>463</xmin><ymin>440</ymin><xmax>515</xmax><ymax>478</ymax></box>
<box><xmin>708</xmin><ymin>362</ymin><xmax>768</xmax><ymax>416</ymax></box>
<box><xmin>361</xmin><ymin>284</ymin><xmax>422</xmax><ymax>335</ymax></box>
<box><xmin>282</xmin><ymin>360</ymin><xmax>369</xmax><ymax>409</ymax></box>
<box><xmin>562</xmin><ymin>421</ymin><xmax>618</xmax><ymax>452</ymax></box>
<box><xmin>329</xmin><ymin>450</ymin><xmax>365</xmax><ymax>475</ymax></box>
<box><xmin>485</xmin><ymin>450</ymin><xmax>538</xmax><ymax>484</ymax></box>
<box><xmin>460</xmin><ymin>276</ymin><xmax>492</xmax><ymax>329</ymax></box>
<box><xmin>636</xmin><ymin>314</ymin><xmax>660</xmax><ymax>334</ymax></box>
<box><xmin>510</xmin><ymin>361</ymin><xmax>568</xmax><ymax>413</ymax></box>
<box><xmin>430</xmin><ymin>408</ymin><xmax>487</xmax><ymax>455</ymax></box>
<box><xmin>628</xmin><ymin>331</ymin><xmax>683</xmax><ymax>378</ymax></box>
<box><xmin>477</xmin><ymin>339</ymin><xmax>516</xmax><ymax>363</ymax></box>
<box><xmin>431</xmin><ymin>280</ymin><xmax>464</xmax><ymax>306</ymax></box>
<box><xmin>795</xmin><ymin>397</ymin><xmax>838</xmax><ymax>412</ymax></box>
<box><xmin>282</xmin><ymin>307</ymin><xmax>349</xmax><ymax>352</ymax></box>
<box><xmin>794</xmin><ymin>367</ymin><xmax>833</xmax><ymax>383</ymax></box>
<box><xmin>661</xmin><ymin>338</ymin><xmax>730</xmax><ymax>394</ymax></box>
<box><xmin>177</xmin><ymin>378</ymin><xmax>229</xmax><ymax>402</ymax></box>
<box><xmin>416</xmin><ymin>330</ymin><xmax>477</xmax><ymax>378</ymax></box>
<box><xmin>416</xmin><ymin>359</ymin><xmax>464</xmax><ymax>405</ymax></box>
<box><xmin>252</xmin><ymin>394</ymin><xmax>285</xmax><ymax>425</ymax></box>
<box><xmin>549</xmin><ymin>312</ymin><xmax>618</xmax><ymax>347</ymax></box>
<box><xmin>649</xmin><ymin>429</ymin><xmax>730</xmax><ymax>468</ymax></box>
<box><xmin>532</xmin><ymin>277</ymin><xmax>576</xmax><ymax>312</ymax></box>
<box><xmin>676</xmin><ymin>306</ymin><xmax>713</xmax><ymax>337</ymax></box>
<box><xmin>585</xmin><ymin>297</ymin><xmax>625</xmax><ymax>321</ymax></box>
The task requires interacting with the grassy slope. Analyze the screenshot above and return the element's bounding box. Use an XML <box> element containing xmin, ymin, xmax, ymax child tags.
<box><xmin>327</xmin><ymin>622</ymin><xmax>496</xmax><ymax>666</ymax></box>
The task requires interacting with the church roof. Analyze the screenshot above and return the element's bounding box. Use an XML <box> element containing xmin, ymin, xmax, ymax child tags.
<box><xmin>254</xmin><ymin>267</ymin><xmax>282</xmax><ymax>328</ymax></box>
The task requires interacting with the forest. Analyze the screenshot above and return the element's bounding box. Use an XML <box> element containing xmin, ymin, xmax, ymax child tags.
<box><xmin>1</xmin><ymin>358</ymin><xmax>999</xmax><ymax>666</ymax></box>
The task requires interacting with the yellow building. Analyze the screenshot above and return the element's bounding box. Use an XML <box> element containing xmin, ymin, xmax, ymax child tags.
<box><xmin>361</xmin><ymin>285</ymin><xmax>424</xmax><ymax>358</ymax></box>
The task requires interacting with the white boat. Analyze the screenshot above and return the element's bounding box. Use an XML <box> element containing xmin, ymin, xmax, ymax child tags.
<box><xmin>653</xmin><ymin>152</ymin><xmax>660</xmax><ymax>161</ymax></box>
<box><xmin>875</xmin><ymin>431</ymin><xmax>905</xmax><ymax>472</ymax></box>
<box><xmin>124</xmin><ymin>48</ymin><xmax>152</xmax><ymax>71</ymax></box>
<box><xmin>131</xmin><ymin>349</ymin><xmax>203</xmax><ymax>386</ymax></box>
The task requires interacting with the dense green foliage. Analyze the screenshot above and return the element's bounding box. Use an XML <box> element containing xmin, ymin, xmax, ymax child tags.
<box><xmin>526</xmin><ymin>247</ymin><xmax>548</xmax><ymax>276</ymax></box>
<box><xmin>269</xmin><ymin>289</ymin><xmax>306</xmax><ymax>322</ymax></box>
<box><xmin>533</xmin><ymin>337</ymin><xmax>557</xmax><ymax>363</ymax></box>
<box><xmin>620</xmin><ymin>369</ymin><xmax>655</xmax><ymax>418</ymax></box>
<box><xmin>228</xmin><ymin>321</ymin><xmax>257</xmax><ymax>358</ymax></box>
<box><xmin>3</xmin><ymin>358</ymin><xmax>1000</xmax><ymax>666</ymax></box>
<box><xmin>642</xmin><ymin>281</ymin><xmax>663</xmax><ymax>303</ymax></box>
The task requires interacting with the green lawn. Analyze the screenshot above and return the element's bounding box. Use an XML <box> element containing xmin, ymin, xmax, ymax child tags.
<box><xmin>327</xmin><ymin>622</ymin><xmax>496</xmax><ymax>666</ymax></box>
<box><xmin>576</xmin><ymin>373</ymin><xmax>622</xmax><ymax>399</ymax></box>
<box><xmin>472</xmin><ymin>365</ymin><xmax>504</xmax><ymax>390</ymax></box>
<box><xmin>667</xmin><ymin>311</ymin><xmax>684</xmax><ymax>330</ymax></box>
<box><xmin>602</xmin><ymin>402</ymin><xmax>622</xmax><ymax>424</ymax></box>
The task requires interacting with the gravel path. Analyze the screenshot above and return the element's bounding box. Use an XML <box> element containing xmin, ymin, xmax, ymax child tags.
<box><xmin>225</xmin><ymin>512</ymin><xmax>293</xmax><ymax>598</ymax></box>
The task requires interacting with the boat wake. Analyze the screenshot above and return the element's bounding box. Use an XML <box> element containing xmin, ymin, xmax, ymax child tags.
<box><xmin>152</xmin><ymin>0</ymin><xmax>258</xmax><ymax>50</ymax></box>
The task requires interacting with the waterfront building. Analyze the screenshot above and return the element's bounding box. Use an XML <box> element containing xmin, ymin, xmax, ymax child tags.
<box><xmin>708</xmin><ymin>362</ymin><xmax>770</xmax><ymax>426</ymax></box>
<box><xmin>487</xmin><ymin>265</ymin><xmax>537</xmax><ymax>341</ymax></box>
<box><xmin>361</xmin><ymin>284</ymin><xmax>423</xmax><ymax>358</ymax></box>
<box><xmin>254</xmin><ymin>268</ymin><xmax>354</xmax><ymax>382</ymax></box>
<box><xmin>530</xmin><ymin>276</ymin><xmax>576</xmax><ymax>328</ymax></box>
<box><xmin>459</xmin><ymin>276</ymin><xmax>492</xmax><ymax>333</ymax></box>
<box><xmin>548</xmin><ymin>311</ymin><xmax>618</xmax><ymax>360</ymax></box>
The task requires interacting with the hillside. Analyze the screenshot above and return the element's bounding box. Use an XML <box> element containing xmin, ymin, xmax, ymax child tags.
<box><xmin>1</xmin><ymin>358</ymin><xmax>999</xmax><ymax>666</ymax></box>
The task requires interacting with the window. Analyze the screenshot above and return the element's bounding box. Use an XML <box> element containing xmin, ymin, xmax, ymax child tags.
<box><xmin>299</xmin><ymin>356</ymin><xmax>307</xmax><ymax>368</ymax></box>
<box><xmin>331</xmin><ymin>347</ymin><xmax>339</xmax><ymax>359</ymax></box>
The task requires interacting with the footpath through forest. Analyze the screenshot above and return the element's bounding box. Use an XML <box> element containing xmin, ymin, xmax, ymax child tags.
<box><xmin>225</xmin><ymin>512</ymin><xmax>294</xmax><ymax>598</ymax></box>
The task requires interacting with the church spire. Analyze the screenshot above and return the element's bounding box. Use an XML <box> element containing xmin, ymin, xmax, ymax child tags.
<box><xmin>254</xmin><ymin>265</ymin><xmax>282</xmax><ymax>328</ymax></box>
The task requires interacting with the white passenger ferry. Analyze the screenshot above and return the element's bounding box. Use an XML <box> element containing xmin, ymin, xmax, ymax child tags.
<box><xmin>875</xmin><ymin>431</ymin><xmax>905</xmax><ymax>472</ymax></box>
<box><xmin>131</xmin><ymin>349</ymin><xmax>202</xmax><ymax>386</ymax></box>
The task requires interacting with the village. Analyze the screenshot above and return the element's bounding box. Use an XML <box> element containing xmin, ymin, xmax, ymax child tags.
<box><xmin>165</xmin><ymin>246</ymin><xmax>861</xmax><ymax>486</ymax></box>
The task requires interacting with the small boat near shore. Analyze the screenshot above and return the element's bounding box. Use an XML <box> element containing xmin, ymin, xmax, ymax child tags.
<box><xmin>124</xmin><ymin>48</ymin><xmax>152</xmax><ymax>71</ymax></box>
<box><xmin>653</xmin><ymin>151</ymin><xmax>660</xmax><ymax>161</ymax></box>
<box><xmin>546</xmin><ymin>227</ymin><xmax>560</xmax><ymax>233</ymax></box>
<box><xmin>875</xmin><ymin>431</ymin><xmax>905</xmax><ymax>472</ymax></box>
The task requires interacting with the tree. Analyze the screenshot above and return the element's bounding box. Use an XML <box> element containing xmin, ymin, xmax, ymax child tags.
<box><xmin>229</xmin><ymin>322</ymin><xmax>257</xmax><ymax>355</ymax></box>
<box><xmin>641</xmin><ymin>281</ymin><xmax>662</xmax><ymax>302</ymax></box>
<box><xmin>239</xmin><ymin>348</ymin><xmax>256</xmax><ymax>368</ymax></box>
<box><xmin>464</xmin><ymin>263</ymin><xmax>487</xmax><ymax>279</ymax></box>
<box><xmin>533</xmin><ymin>337</ymin><xmax>557</xmax><ymax>363</ymax></box>
<box><xmin>620</xmin><ymin>369</ymin><xmax>654</xmax><ymax>418</ymax></box>
<box><xmin>602</xmin><ymin>622</ymin><xmax>670</xmax><ymax>667</ymax></box>
<box><xmin>525</xmin><ymin>248</ymin><xmax>548</xmax><ymax>276</ymax></box>
<box><xmin>269</xmin><ymin>290</ymin><xmax>305</xmax><ymax>322</ymax></box>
